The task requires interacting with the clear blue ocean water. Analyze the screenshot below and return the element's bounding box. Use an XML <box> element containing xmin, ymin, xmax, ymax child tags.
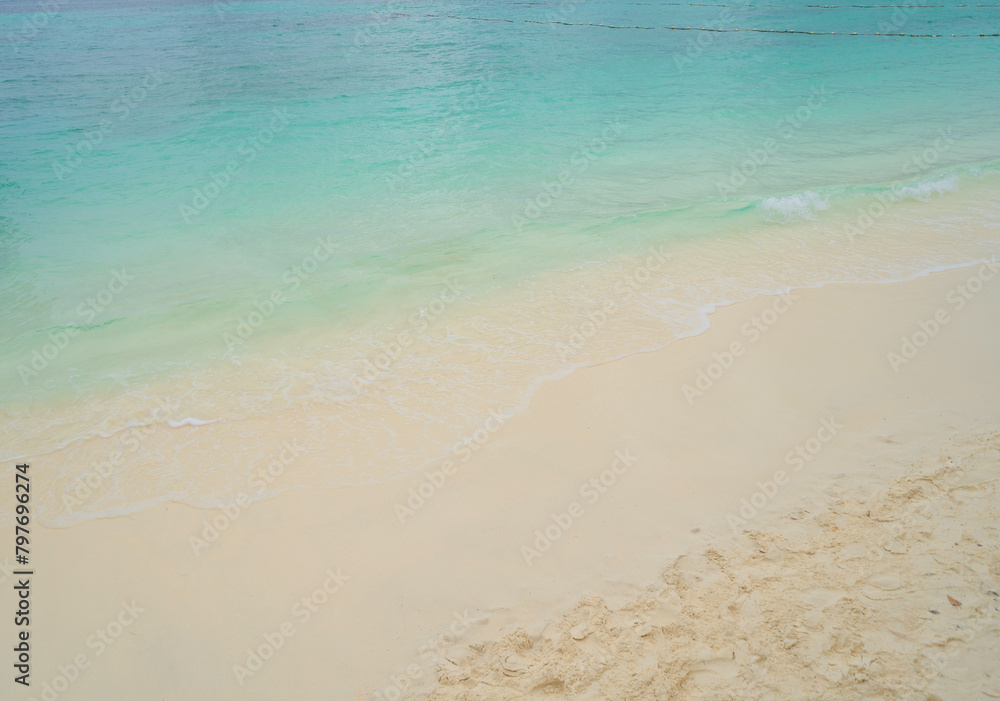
<box><xmin>1</xmin><ymin>0</ymin><xmax>998</xmax><ymax>523</ymax></box>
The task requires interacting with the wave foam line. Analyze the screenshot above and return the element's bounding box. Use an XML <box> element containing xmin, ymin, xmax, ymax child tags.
<box><xmin>166</xmin><ymin>417</ymin><xmax>220</xmax><ymax>428</ymax></box>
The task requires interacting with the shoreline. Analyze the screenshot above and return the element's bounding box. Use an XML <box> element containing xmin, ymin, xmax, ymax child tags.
<box><xmin>17</xmin><ymin>240</ymin><xmax>1000</xmax><ymax>530</ymax></box>
<box><xmin>17</xmin><ymin>263</ymin><xmax>1000</xmax><ymax>700</ymax></box>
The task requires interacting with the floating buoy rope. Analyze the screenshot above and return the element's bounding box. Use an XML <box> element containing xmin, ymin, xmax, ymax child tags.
<box><xmin>402</xmin><ymin>1</ymin><xmax>1000</xmax><ymax>7</ymax></box>
<box><xmin>376</xmin><ymin>10</ymin><xmax>1000</xmax><ymax>36</ymax></box>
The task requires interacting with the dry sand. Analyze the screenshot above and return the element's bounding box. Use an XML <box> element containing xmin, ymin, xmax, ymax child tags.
<box><xmin>13</xmin><ymin>263</ymin><xmax>1000</xmax><ymax>701</ymax></box>
<box><xmin>424</xmin><ymin>428</ymin><xmax>1000</xmax><ymax>700</ymax></box>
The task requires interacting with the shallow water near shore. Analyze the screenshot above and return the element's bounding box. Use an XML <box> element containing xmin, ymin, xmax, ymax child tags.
<box><xmin>1</xmin><ymin>0</ymin><xmax>999</xmax><ymax>525</ymax></box>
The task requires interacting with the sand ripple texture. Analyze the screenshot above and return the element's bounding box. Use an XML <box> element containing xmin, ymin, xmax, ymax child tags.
<box><xmin>420</xmin><ymin>431</ymin><xmax>1000</xmax><ymax>700</ymax></box>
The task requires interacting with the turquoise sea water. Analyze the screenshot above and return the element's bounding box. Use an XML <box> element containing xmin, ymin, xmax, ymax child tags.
<box><xmin>1</xmin><ymin>0</ymin><xmax>999</xmax><ymax>524</ymax></box>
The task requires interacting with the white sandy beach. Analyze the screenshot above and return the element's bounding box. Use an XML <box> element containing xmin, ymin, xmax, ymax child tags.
<box><xmin>18</xmin><ymin>263</ymin><xmax>1000</xmax><ymax>701</ymax></box>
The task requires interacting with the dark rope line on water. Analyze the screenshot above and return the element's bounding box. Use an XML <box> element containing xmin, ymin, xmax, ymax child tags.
<box><xmin>810</xmin><ymin>3</ymin><xmax>1000</xmax><ymax>5</ymax></box>
<box><xmin>625</xmin><ymin>2</ymin><xmax>1000</xmax><ymax>6</ymax></box>
<box><xmin>376</xmin><ymin>10</ymin><xmax>1000</xmax><ymax>34</ymax></box>
<box><xmin>413</xmin><ymin>1</ymin><xmax>1000</xmax><ymax>7</ymax></box>
<box><xmin>626</xmin><ymin>2</ymin><xmax>1000</xmax><ymax>5</ymax></box>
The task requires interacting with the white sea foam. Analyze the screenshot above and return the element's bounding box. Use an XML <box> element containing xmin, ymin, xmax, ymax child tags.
<box><xmin>758</xmin><ymin>191</ymin><xmax>830</xmax><ymax>223</ymax></box>
<box><xmin>166</xmin><ymin>417</ymin><xmax>219</xmax><ymax>428</ymax></box>
<box><xmin>892</xmin><ymin>175</ymin><xmax>959</xmax><ymax>202</ymax></box>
